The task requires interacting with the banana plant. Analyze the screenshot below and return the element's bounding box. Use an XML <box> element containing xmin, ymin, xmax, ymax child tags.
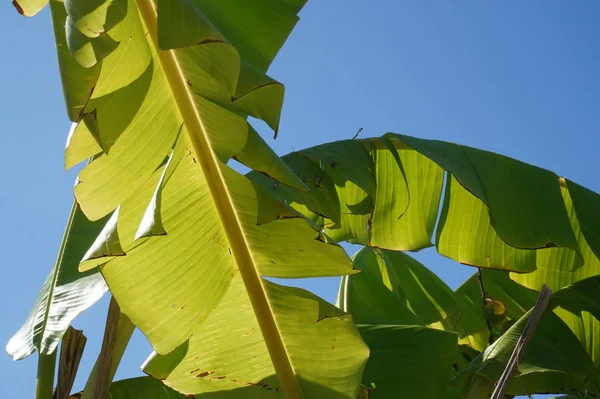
<box><xmin>7</xmin><ymin>0</ymin><xmax>600</xmax><ymax>398</ymax></box>
<box><xmin>11</xmin><ymin>0</ymin><xmax>369</xmax><ymax>397</ymax></box>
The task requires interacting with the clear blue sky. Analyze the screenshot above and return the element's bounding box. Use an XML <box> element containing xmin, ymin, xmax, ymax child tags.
<box><xmin>1</xmin><ymin>1</ymin><xmax>599</xmax><ymax>397</ymax></box>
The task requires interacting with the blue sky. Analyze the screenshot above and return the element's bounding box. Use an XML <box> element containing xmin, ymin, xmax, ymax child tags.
<box><xmin>1</xmin><ymin>1</ymin><xmax>599</xmax><ymax>397</ymax></box>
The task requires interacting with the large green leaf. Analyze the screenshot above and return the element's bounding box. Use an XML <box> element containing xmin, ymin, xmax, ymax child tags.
<box><xmin>43</xmin><ymin>0</ymin><xmax>369</xmax><ymax>397</ymax></box>
<box><xmin>143</xmin><ymin>276</ymin><xmax>368</xmax><ymax>397</ymax></box>
<box><xmin>249</xmin><ymin>134</ymin><xmax>600</xmax><ymax>276</ymax></box>
<box><xmin>511</xmin><ymin>184</ymin><xmax>598</xmax><ymax>292</ymax></box>
<box><xmin>335</xmin><ymin>248</ymin><xmax>459</xmax><ymax>398</ymax></box>
<box><xmin>6</xmin><ymin>203</ymin><xmax>108</xmax><ymax>360</ymax></box>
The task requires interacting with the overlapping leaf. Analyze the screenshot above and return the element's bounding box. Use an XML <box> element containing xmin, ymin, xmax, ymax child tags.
<box><xmin>357</xmin><ymin>325</ymin><xmax>457</xmax><ymax>399</ymax></box>
<box><xmin>247</xmin><ymin>134</ymin><xmax>600</xmax><ymax>286</ymax></box>
<box><xmin>452</xmin><ymin>308</ymin><xmax>598</xmax><ymax>397</ymax></box>
<box><xmin>439</xmin><ymin>273</ymin><xmax>600</xmax><ymax>398</ymax></box>
<box><xmin>510</xmin><ymin>184</ymin><xmax>600</xmax><ymax>365</ymax></box>
<box><xmin>335</xmin><ymin>247</ymin><xmax>460</xmax><ymax>398</ymax></box>
<box><xmin>249</xmin><ymin>138</ymin><xmax>445</xmax><ymax>251</ymax></box>
<box><xmin>70</xmin><ymin>377</ymin><xmax>186</xmax><ymax>398</ymax></box>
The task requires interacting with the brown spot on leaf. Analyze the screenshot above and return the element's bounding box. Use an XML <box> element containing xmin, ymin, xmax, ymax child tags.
<box><xmin>196</xmin><ymin>371</ymin><xmax>210</xmax><ymax>378</ymax></box>
<box><xmin>214</xmin><ymin>376</ymin><xmax>226</xmax><ymax>380</ymax></box>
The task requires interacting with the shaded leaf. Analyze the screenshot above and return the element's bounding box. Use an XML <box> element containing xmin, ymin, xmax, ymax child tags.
<box><xmin>396</xmin><ymin>134</ymin><xmax>581</xmax><ymax>256</ymax></box>
<box><xmin>358</xmin><ymin>325</ymin><xmax>457</xmax><ymax>399</ymax></box>
<box><xmin>70</xmin><ymin>376</ymin><xmax>186</xmax><ymax>398</ymax></box>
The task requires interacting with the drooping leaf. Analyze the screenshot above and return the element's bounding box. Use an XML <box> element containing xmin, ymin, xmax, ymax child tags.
<box><xmin>565</xmin><ymin>180</ymin><xmax>600</xmax><ymax>271</ymax></box>
<box><xmin>6</xmin><ymin>203</ymin><xmax>108</xmax><ymax>360</ymax></box>
<box><xmin>511</xmin><ymin>184</ymin><xmax>595</xmax><ymax>292</ymax></box>
<box><xmin>551</xmin><ymin>276</ymin><xmax>600</xmax><ymax>322</ymax></box>
<box><xmin>395</xmin><ymin>134</ymin><xmax>581</xmax><ymax>257</ymax></box>
<box><xmin>509</xmin><ymin>184</ymin><xmax>600</xmax><ymax>365</ymax></box>
<box><xmin>250</xmin><ymin>134</ymin><xmax>600</xmax><ymax>275</ymax></box>
<box><xmin>437</xmin><ymin>174</ymin><xmax>561</xmax><ymax>273</ymax></box>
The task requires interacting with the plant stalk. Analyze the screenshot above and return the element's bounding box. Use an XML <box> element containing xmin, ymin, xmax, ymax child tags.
<box><xmin>80</xmin><ymin>297</ymin><xmax>135</xmax><ymax>399</ymax></box>
<box><xmin>36</xmin><ymin>351</ymin><xmax>57</xmax><ymax>399</ymax></box>
<box><xmin>55</xmin><ymin>327</ymin><xmax>87</xmax><ymax>399</ymax></box>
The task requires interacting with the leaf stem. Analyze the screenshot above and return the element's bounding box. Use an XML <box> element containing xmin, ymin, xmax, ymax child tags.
<box><xmin>133</xmin><ymin>1</ymin><xmax>302</xmax><ymax>398</ymax></box>
<box><xmin>36</xmin><ymin>351</ymin><xmax>57</xmax><ymax>399</ymax></box>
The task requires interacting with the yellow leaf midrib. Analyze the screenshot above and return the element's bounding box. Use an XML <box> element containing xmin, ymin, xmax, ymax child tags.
<box><xmin>133</xmin><ymin>1</ymin><xmax>301</xmax><ymax>398</ymax></box>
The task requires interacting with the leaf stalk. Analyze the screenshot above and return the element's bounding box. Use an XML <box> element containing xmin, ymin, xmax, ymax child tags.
<box><xmin>35</xmin><ymin>351</ymin><xmax>57</xmax><ymax>399</ymax></box>
<box><xmin>133</xmin><ymin>1</ymin><xmax>302</xmax><ymax>397</ymax></box>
